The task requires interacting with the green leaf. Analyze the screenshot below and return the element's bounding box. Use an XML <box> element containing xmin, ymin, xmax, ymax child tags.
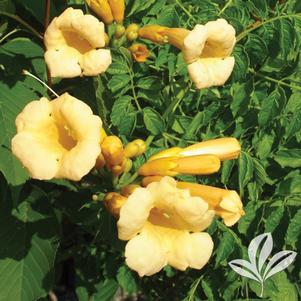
<box><xmin>111</xmin><ymin>96</ymin><xmax>137</xmax><ymax>135</ymax></box>
<box><xmin>215</xmin><ymin>231</ymin><xmax>235</xmax><ymax>267</ymax></box>
<box><xmin>285</xmin><ymin>208</ymin><xmax>301</xmax><ymax>248</ymax></box>
<box><xmin>232</xmin><ymin>45</ymin><xmax>249</xmax><ymax>81</ymax></box>
<box><xmin>108</xmin><ymin>74</ymin><xmax>131</xmax><ymax>93</ymax></box>
<box><xmin>0</xmin><ymin>187</ymin><xmax>60</xmax><ymax>301</ymax></box>
<box><xmin>238</xmin><ymin>152</ymin><xmax>254</xmax><ymax>196</ymax></box>
<box><xmin>258</xmin><ymin>87</ymin><xmax>286</xmax><ymax>127</ymax></box>
<box><xmin>117</xmin><ymin>265</ymin><xmax>138</xmax><ymax>294</ymax></box>
<box><xmin>238</xmin><ymin>201</ymin><xmax>262</xmax><ymax>235</ymax></box>
<box><xmin>157</xmin><ymin>5</ymin><xmax>180</xmax><ymax>27</ymax></box>
<box><xmin>230</xmin><ymin>80</ymin><xmax>253</xmax><ymax>117</ymax></box>
<box><xmin>136</xmin><ymin>76</ymin><xmax>162</xmax><ymax>90</ymax></box>
<box><xmin>274</xmin><ymin>149</ymin><xmax>301</xmax><ymax>168</ymax></box>
<box><xmin>143</xmin><ymin>107</ymin><xmax>165</xmax><ymax>135</ymax></box>
<box><xmin>264</xmin><ymin>206</ymin><xmax>284</xmax><ymax>233</ymax></box>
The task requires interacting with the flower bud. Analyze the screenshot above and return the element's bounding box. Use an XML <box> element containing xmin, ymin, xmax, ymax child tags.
<box><xmin>180</xmin><ymin>138</ymin><xmax>241</xmax><ymax>161</ymax></box>
<box><xmin>128</xmin><ymin>44</ymin><xmax>150</xmax><ymax>63</ymax></box>
<box><xmin>101</xmin><ymin>135</ymin><xmax>125</xmax><ymax>167</ymax></box>
<box><xmin>139</xmin><ymin>155</ymin><xmax>221</xmax><ymax>176</ymax></box>
<box><xmin>125</xmin><ymin>24</ymin><xmax>139</xmax><ymax>41</ymax></box>
<box><xmin>141</xmin><ymin>176</ymin><xmax>163</xmax><ymax>186</ymax></box>
<box><xmin>115</xmin><ymin>24</ymin><xmax>126</xmax><ymax>38</ymax></box>
<box><xmin>121</xmin><ymin>184</ymin><xmax>140</xmax><ymax>197</ymax></box>
<box><xmin>124</xmin><ymin>158</ymin><xmax>133</xmax><ymax>173</ymax></box>
<box><xmin>138</xmin><ymin>25</ymin><xmax>169</xmax><ymax>44</ymax></box>
<box><xmin>104</xmin><ymin>192</ymin><xmax>127</xmax><ymax>217</ymax></box>
<box><xmin>86</xmin><ymin>0</ymin><xmax>114</xmax><ymax>24</ymax></box>
<box><xmin>108</xmin><ymin>0</ymin><xmax>125</xmax><ymax>23</ymax></box>
<box><xmin>124</xmin><ymin>139</ymin><xmax>147</xmax><ymax>158</ymax></box>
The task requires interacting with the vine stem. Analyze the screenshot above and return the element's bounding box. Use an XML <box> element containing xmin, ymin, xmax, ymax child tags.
<box><xmin>175</xmin><ymin>0</ymin><xmax>197</xmax><ymax>22</ymax></box>
<box><xmin>0</xmin><ymin>11</ymin><xmax>43</xmax><ymax>39</ymax></box>
<box><xmin>44</xmin><ymin>0</ymin><xmax>52</xmax><ymax>89</ymax></box>
<box><xmin>249</xmin><ymin>69</ymin><xmax>301</xmax><ymax>91</ymax></box>
<box><xmin>236</xmin><ymin>13</ymin><xmax>301</xmax><ymax>42</ymax></box>
<box><xmin>218</xmin><ymin>0</ymin><xmax>233</xmax><ymax>16</ymax></box>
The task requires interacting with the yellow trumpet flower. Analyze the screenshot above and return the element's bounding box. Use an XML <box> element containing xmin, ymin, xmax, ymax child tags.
<box><xmin>108</xmin><ymin>0</ymin><xmax>125</xmax><ymax>23</ymax></box>
<box><xmin>139</xmin><ymin>155</ymin><xmax>221</xmax><ymax>176</ymax></box>
<box><xmin>149</xmin><ymin>138</ymin><xmax>240</xmax><ymax>161</ymax></box>
<box><xmin>11</xmin><ymin>93</ymin><xmax>102</xmax><ymax>181</ymax></box>
<box><xmin>117</xmin><ymin>176</ymin><xmax>214</xmax><ymax>276</ymax></box>
<box><xmin>86</xmin><ymin>0</ymin><xmax>114</xmax><ymax>24</ymax></box>
<box><xmin>128</xmin><ymin>44</ymin><xmax>150</xmax><ymax>63</ymax></box>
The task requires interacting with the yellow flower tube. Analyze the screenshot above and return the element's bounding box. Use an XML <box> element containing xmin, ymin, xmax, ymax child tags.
<box><xmin>138</xmin><ymin>155</ymin><xmax>221</xmax><ymax>176</ymax></box>
<box><xmin>177</xmin><ymin>182</ymin><xmax>245</xmax><ymax>227</ymax></box>
<box><xmin>108</xmin><ymin>0</ymin><xmax>125</xmax><ymax>23</ymax></box>
<box><xmin>149</xmin><ymin>138</ymin><xmax>240</xmax><ymax>162</ymax></box>
<box><xmin>104</xmin><ymin>192</ymin><xmax>127</xmax><ymax>217</ymax></box>
<box><xmin>86</xmin><ymin>0</ymin><xmax>114</xmax><ymax>24</ymax></box>
<box><xmin>138</xmin><ymin>25</ymin><xmax>169</xmax><ymax>44</ymax></box>
<box><xmin>141</xmin><ymin>177</ymin><xmax>244</xmax><ymax>226</ymax></box>
<box><xmin>180</xmin><ymin>137</ymin><xmax>241</xmax><ymax>160</ymax></box>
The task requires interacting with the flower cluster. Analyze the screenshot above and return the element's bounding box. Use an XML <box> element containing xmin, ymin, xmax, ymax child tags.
<box><xmin>11</xmin><ymin>0</ymin><xmax>243</xmax><ymax>277</ymax></box>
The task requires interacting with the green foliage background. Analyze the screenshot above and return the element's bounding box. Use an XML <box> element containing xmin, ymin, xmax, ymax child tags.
<box><xmin>0</xmin><ymin>0</ymin><xmax>300</xmax><ymax>300</ymax></box>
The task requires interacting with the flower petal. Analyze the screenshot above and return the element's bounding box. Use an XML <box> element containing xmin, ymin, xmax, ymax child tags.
<box><xmin>125</xmin><ymin>225</ymin><xmax>167</xmax><ymax>277</ymax></box>
<box><xmin>202</xmin><ymin>19</ymin><xmax>236</xmax><ymax>58</ymax></box>
<box><xmin>187</xmin><ymin>57</ymin><xmax>235</xmax><ymax>89</ymax></box>
<box><xmin>81</xmin><ymin>49</ymin><xmax>112</xmax><ymax>76</ymax></box>
<box><xmin>57</xmin><ymin>140</ymin><xmax>101</xmax><ymax>181</ymax></box>
<box><xmin>12</xmin><ymin>132</ymin><xmax>62</xmax><ymax>180</ymax></box>
<box><xmin>162</xmin><ymin>230</ymin><xmax>213</xmax><ymax>270</ymax></box>
<box><xmin>45</xmin><ymin>46</ymin><xmax>82</xmax><ymax>78</ymax></box>
<box><xmin>183</xmin><ymin>24</ymin><xmax>207</xmax><ymax>63</ymax></box>
<box><xmin>118</xmin><ymin>188</ymin><xmax>154</xmax><ymax>240</ymax></box>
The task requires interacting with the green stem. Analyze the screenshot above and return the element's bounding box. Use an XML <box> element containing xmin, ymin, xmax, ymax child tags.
<box><xmin>236</xmin><ymin>13</ymin><xmax>301</xmax><ymax>42</ymax></box>
<box><xmin>0</xmin><ymin>11</ymin><xmax>43</xmax><ymax>40</ymax></box>
<box><xmin>0</xmin><ymin>28</ymin><xmax>21</xmax><ymax>44</ymax></box>
<box><xmin>175</xmin><ymin>0</ymin><xmax>197</xmax><ymax>22</ymax></box>
<box><xmin>218</xmin><ymin>0</ymin><xmax>233</xmax><ymax>16</ymax></box>
<box><xmin>250</xmin><ymin>69</ymin><xmax>301</xmax><ymax>91</ymax></box>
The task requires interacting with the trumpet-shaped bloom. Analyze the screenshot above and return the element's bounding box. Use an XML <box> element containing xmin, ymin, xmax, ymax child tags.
<box><xmin>44</xmin><ymin>7</ymin><xmax>112</xmax><ymax>78</ymax></box>
<box><xmin>128</xmin><ymin>44</ymin><xmax>150</xmax><ymax>63</ymax></box>
<box><xmin>139</xmin><ymin>19</ymin><xmax>236</xmax><ymax>89</ymax></box>
<box><xmin>183</xmin><ymin>19</ymin><xmax>236</xmax><ymax>89</ymax></box>
<box><xmin>117</xmin><ymin>176</ymin><xmax>214</xmax><ymax>276</ymax></box>
<box><xmin>149</xmin><ymin>138</ymin><xmax>240</xmax><ymax>161</ymax></box>
<box><xmin>139</xmin><ymin>154</ymin><xmax>221</xmax><ymax>177</ymax></box>
<box><xmin>11</xmin><ymin>93</ymin><xmax>102</xmax><ymax>181</ymax></box>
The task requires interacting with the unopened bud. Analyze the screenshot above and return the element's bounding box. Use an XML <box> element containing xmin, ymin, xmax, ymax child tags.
<box><xmin>101</xmin><ymin>136</ymin><xmax>125</xmax><ymax>167</ymax></box>
<box><xmin>104</xmin><ymin>192</ymin><xmax>127</xmax><ymax>217</ymax></box>
<box><xmin>124</xmin><ymin>139</ymin><xmax>147</xmax><ymax>158</ymax></box>
<box><xmin>108</xmin><ymin>0</ymin><xmax>125</xmax><ymax>23</ymax></box>
<box><xmin>121</xmin><ymin>184</ymin><xmax>140</xmax><ymax>197</ymax></box>
<box><xmin>86</xmin><ymin>0</ymin><xmax>114</xmax><ymax>24</ymax></box>
<box><xmin>115</xmin><ymin>24</ymin><xmax>126</xmax><ymax>38</ymax></box>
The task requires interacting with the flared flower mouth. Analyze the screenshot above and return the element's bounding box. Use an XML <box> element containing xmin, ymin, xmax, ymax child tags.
<box><xmin>183</xmin><ymin>19</ymin><xmax>236</xmax><ymax>89</ymax></box>
<box><xmin>44</xmin><ymin>7</ymin><xmax>112</xmax><ymax>78</ymax></box>
<box><xmin>117</xmin><ymin>177</ymin><xmax>215</xmax><ymax>276</ymax></box>
<box><xmin>12</xmin><ymin>93</ymin><xmax>102</xmax><ymax>181</ymax></box>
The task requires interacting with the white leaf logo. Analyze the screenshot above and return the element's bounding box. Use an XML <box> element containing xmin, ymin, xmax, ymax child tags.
<box><xmin>228</xmin><ymin>233</ymin><xmax>297</xmax><ymax>297</ymax></box>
